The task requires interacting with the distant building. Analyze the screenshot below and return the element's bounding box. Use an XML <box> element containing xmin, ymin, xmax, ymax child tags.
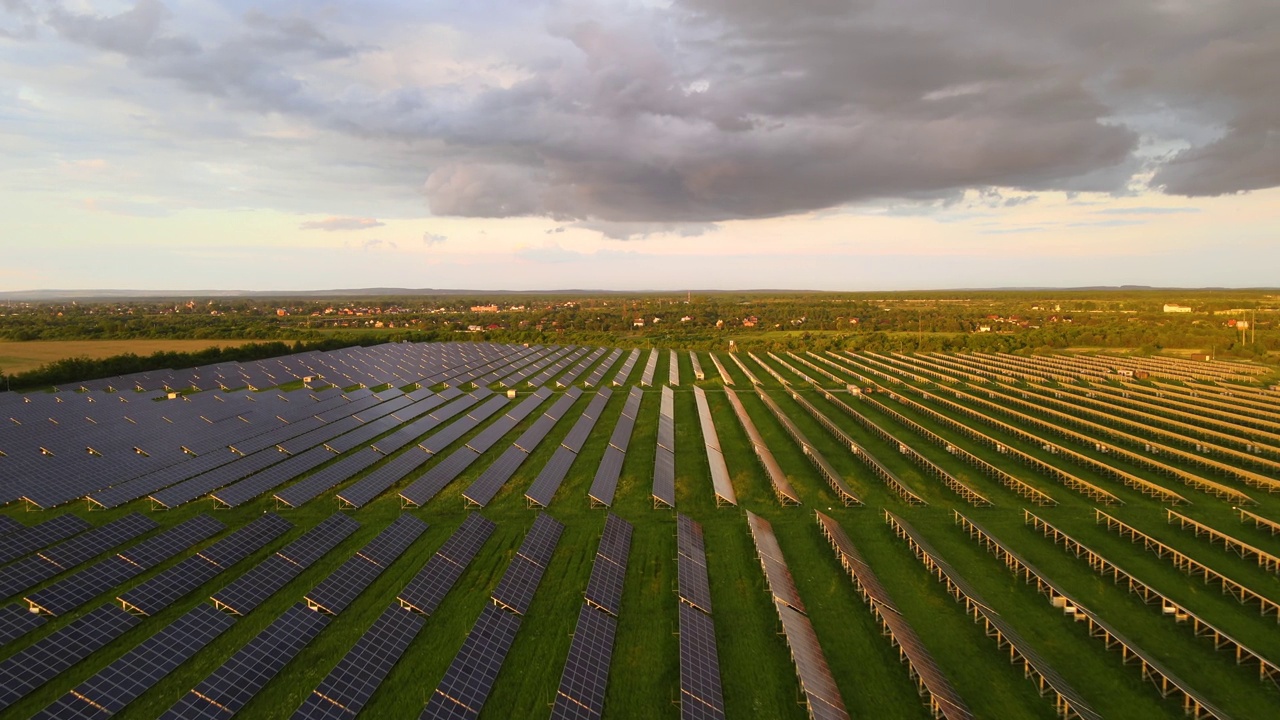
<box><xmin>1163</xmin><ymin>304</ymin><xmax>1192</xmax><ymax>313</ymax></box>
<box><xmin>471</xmin><ymin>304</ymin><xmax>499</xmax><ymax>313</ymax></box>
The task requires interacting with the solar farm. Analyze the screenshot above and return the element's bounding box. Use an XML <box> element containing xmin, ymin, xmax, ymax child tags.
<box><xmin>1</xmin><ymin>341</ymin><xmax>1278</xmax><ymax>719</ymax></box>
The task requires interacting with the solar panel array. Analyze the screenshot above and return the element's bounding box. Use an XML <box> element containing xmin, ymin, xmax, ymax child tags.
<box><xmin>422</xmin><ymin>514</ymin><xmax>563</xmax><ymax>719</ymax></box>
<box><xmin>724</xmin><ymin>388</ymin><xmax>800</xmax><ymax>506</ymax></box>
<box><xmin>25</xmin><ymin>514</ymin><xmax>224</xmax><ymax>617</ymax></box>
<box><xmin>708</xmin><ymin>353</ymin><xmax>733</xmax><ymax>385</ymax></box>
<box><xmin>689</xmin><ymin>351</ymin><xmax>705</xmax><ymax>381</ymax></box>
<box><xmin>334</xmin><ymin>389</ymin><xmax>494</xmax><ymax>508</ymax></box>
<box><xmin>0</xmin><ymin>604</ymin><xmax>141</xmax><ymax>712</ymax></box>
<box><xmin>163</xmin><ymin>603</ymin><xmax>331</xmax><ymax>720</ymax></box>
<box><xmin>816</xmin><ymin>511</ymin><xmax>972</xmax><ymax>720</ymax></box>
<box><xmin>397</xmin><ymin>394</ymin><xmax>519</xmax><ymax>507</ymax></box>
<box><xmin>293</xmin><ymin>604</ymin><xmax>425</xmax><ymax>720</ymax></box>
<box><xmin>551</xmin><ymin>514</ymin><xmax>632</xmax><ymax>719</ymax></box>
<box><xmin>34</xmin><ymin>602</ymin><xmax>236</xmax><ymax>719</ymax></box>
<box><xmin>676</xmin><ymin>514</ymin><xmax>724</xmax><ymax>719</ymax></box>
<box><xmin>119</xmin><ymin>513</ymin><xmax>293</xmax><ymax>616</ymax></box>
<box><xmin>611</xmin><ymin>349</ymin><xmax>640</xmax><ymax>386</ymax></box>
<box><xmin>557</xmin><ymin>348</ymin><xmax>607</xmax><ymax>388</ymax></box>
<box><xmin>1</xmin><ymin>343</ymin><xmax>532</xmax><ymax>510</ymax></box>
<box><xmin>0</xmin><ymin>513</ymin><xmax>92</xmax><ymax>565</ymax></box>
<box><xmin>289</xmin><ymin>514</ymin><xmax>494</xmax><ymax>719</ymax></box>
<box><xmin>745</xmin><ymin>511</ymin><xmax>849</xmax><ymax>720</ymax></box>
<box><xmin>692</xmin><ymin>387</ymin><xmax>736</xmax><ymax>507</ymax></box>
<box><xmin>211</xmin><ymin>512</ymin><xmax>359</xmax><ymax>615</ymax></box>
<box><xmin>669</xmin><ymin>349</ymin><xmax>680</xmax><ymax>386</ymax></box>
<box><xmin>582</xmin><ymin>349</ymin><xmax>623</xmax><ymax>387</ymax></box>
<box><xmin>306</xmin><ymin>515</ymin><xmax>427</xmax><ymax>615</ymax></box>
<box><xmin>398</xmin><ymin>514</ymin><xmax>497</xmax><ymax>615</ymax></box>
<box><xmin>640</xmin><ymin>349</ymin><xmax>659</xmax><ymax>387</ymax></box>
<box><xmin>588</xmin><ymin>387</ymin><xmax>643</xmax><ymax>507</ymax></box>
<box><xmin>0</xmin><ymin>512</ymin><xmax>156</xmax><ymax>600</ymax></box>
<box><xmin>463</xmin><ymin>387</ymin><xmax>582</xmax><ymax>507</ymax></box>
<box><xmin>524</xmin><ymin>388</ymin><xmax>613</xmax><ymax>507</ymax></box>
<box><xmin>652</xmin><ymin>385</ymin><xmax>677</xmax><ymax>508</ymax></box>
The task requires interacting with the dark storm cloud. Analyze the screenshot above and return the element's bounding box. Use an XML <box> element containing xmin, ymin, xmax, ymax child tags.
<box><xmin>29</xmin><ymin>0</ymin><xmax>1280</xmax><ymax>222</ymax></box>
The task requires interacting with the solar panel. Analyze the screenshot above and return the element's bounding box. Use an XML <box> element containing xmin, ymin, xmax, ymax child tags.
<box><xmin>0</xmin><ymin>513</ymin><xmax>92</xmax><ymax>565</ymax></box>
<box><xmin>296</xmin><ymin>604</ymin><xmax>425</xmax><ymax>719</ymax></box>
<box><xmin>0</xmin><ymin>604</ymin><xmax>140</xmax><ymax>712</ymax></box>
<box><xmin>676</xmin><ymin>514</ymin><xmax>706</xmax><ymax>564</ymax></box>
<box><xmin>512</xmin><ymin>414</ymin><xmax>556</xmax><ymax>452</ymax></box>
<box><xmin>162</xmin><ymin>604</ymin><xmax>331</xmax><ymax>720</ymax></box>
<box><xmin>119</xmin><ymin>514</ymin><xmax>225</xmax><ymax>568</ymax></box>
<box><xmin>583</xmin><ymin>555</ymin><xmax>627</xmax><ymax>618</ymax></box>
<box><xmin>358</xmin><ymin>515</ymin><xmax>429</xmax><ymax>567</ymax></box>
<box><xmin>652</xmin><ymin>447</ymin><xmax>676</xmax><ymax>508</ymax></box>
<box><xmin>462</xmin><ymin>445</ymin><xmax>528</xmax><ymax>507</ymax></box>
<box><xmin>0</xmin><ymin>516</ymin><xmax>22</xmax><ymax>537</ymax></box>
<box><xmin>37</xmin><ymin>603</ymin><xmax>236</xmax><ymax>718</ymax></box>
<box><xmin>118</xmin><ymin>514</ymin><xmax>294</xmax><ymax>616</ymax></box>
<box><xmin>212</xmin><ymin>514</ymin><xmax>358</xmax><ymax>615</ymax></box>
<box><xmin>26</xmin><ymin>555</ymin><xmax>141</xmax><ymax>617</ymax></box>
<box><xmin>490</xmin><ymin>556</ymin><xmax>545</xmax><ymax>616</ymax></box>
<box><xmin>0</xmin><ymin>513</ymin><xmax>157</xmax><ymax>600</ymax></box>
<box><xmin>279</xmin><ymin>513</ymin><xmax>361</xmax><ymax>567</ymax></box>
<box><xmin>588</xmin><ymin>447</ymin><xmax>625</xmax><ymax>507</ymax></box>
<box><xmin>777</xmin><ymin>603</ymin><xmax>850</xmax><ymax>720</ymax></box>
<box><xmin>518</xmin><ymin>513</ymin><xmax>565</xmax><ymax>567</ymax></box>
<box><xmin>678</xmin><ymin>553</ymin><xmax>713</xmax><ymax>614</ymax></box>
<box><xmin>550</xmin><ymin>605</ymin><xmax>618</xmax><ymax>720</ymax></box>
<box><xmin>306</xmin><ymin>516</ymin><xmax>426</xmax><ymax>615</ymax></box>
<box><xmin>597</xmin><ymin>514</ymin><xmax>633</xmax><ymax>566</ymax></box>
<box><xmin>746</xmin><ymin>512</ymin><xmax>805</xmax><ymax>613</ymax></box>
<box><xmin>38</xmin><ymin>512</ymin><xmax>158</xmax><ymax>569</ymax></box>
<box><xmin>399</xmin><ymin>447</ymin><xmax>481</xmax><ymax>507</ymax></box>
<box><xmin>0</xmin><ymin>603</ymin><xmax>45</xmax><ymax>645</ymax></box>
<box><xmin>424</xmin><ymin>604</ymin><xmax>521</xmax><ymax>719</ymax></box>
<box><xmin>399</xmin><ymin>514</ymin><xmax>496</xmax><ymax>615</ymax></box>
<box><xmin>199</xmin><ymin>513</ymin><xmax>294</xmax><ymax>568</ymax></box>
<box><xmin>678</xmin><ymin>603</ymin><xmax>725</xmax><ymax>720</ymax></box>
<box><xmin>524</xmin><ymin>446</ymin><xmax>578</xmax><ymax>507</ymax></box>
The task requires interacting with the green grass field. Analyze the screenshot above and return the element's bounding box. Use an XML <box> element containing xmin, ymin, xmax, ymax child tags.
<box><xmin>0</xmin><ymin>340</ymin><xmax>257</xmax><ymax>375</ymax></box>
<box><xmin>2</xmin><ymin>347</ymin><xmax>1278</xmax><ymax>719</ymax></box>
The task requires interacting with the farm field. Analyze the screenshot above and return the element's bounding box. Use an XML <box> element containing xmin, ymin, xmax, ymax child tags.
<box><xmin>1</xmin><ymin>343</ymin><xmax>1278</xmax><ymax>720</ymax></box>
<box><xmin>0</xmin><ymin>340</ymin><xmax>256</xmax><ymax>375</ymax></box>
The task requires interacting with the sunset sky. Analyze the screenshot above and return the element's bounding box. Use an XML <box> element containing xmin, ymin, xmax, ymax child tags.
<box><xmin>2</xmin><ymin>0</ymin><xmax>1277</xmax><ymax>291</ymax></box>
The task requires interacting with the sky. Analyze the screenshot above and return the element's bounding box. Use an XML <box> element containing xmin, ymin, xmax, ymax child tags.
<box><xmin>1</xmin><ymin>0</ymin><xmax>1277</xmax><ymax>292</ymax></box>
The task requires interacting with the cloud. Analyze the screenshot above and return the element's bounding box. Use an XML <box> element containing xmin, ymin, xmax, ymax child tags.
<box><xmin>361</xmin><ymin>238</ymin><xmax>398</xmax><ymax>251</ymax></box>
<box><xmin>12</xmin><ymin>0</ymin><xmax>1280</xmax><ymax>229</ymax></box>
<box><xmin>572</xmin><ymin>220</ymin><xmax>720</xmax><ymax>240</ymax></box>
<box><xmin>422</xmin><ymin>231</ymin><xmax>447</xmax><ymax>245</ymax></box>
<box><xmin>299</xmin><ymin>216</ymin><xmax>385</xmax><ymax>231</ymax></box>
